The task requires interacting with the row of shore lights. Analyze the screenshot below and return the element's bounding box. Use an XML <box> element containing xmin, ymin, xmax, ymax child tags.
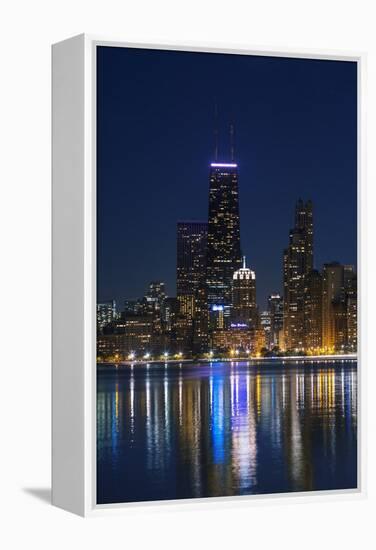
<box><xmin>127</xmin><ymin>351</ymin><xmax>183</xmax><ymax>361</ymax></box>
<box><xmin>125</xmin><ymin>349</ymin><xmax>249</xmax><ymax>361</ymax></box>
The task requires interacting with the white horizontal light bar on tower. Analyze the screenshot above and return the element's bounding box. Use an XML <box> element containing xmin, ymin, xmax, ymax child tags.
<box><xmin>210</xmin><ymin>163</ymin><xmax>238</xmax><ymax>168</ymax></box>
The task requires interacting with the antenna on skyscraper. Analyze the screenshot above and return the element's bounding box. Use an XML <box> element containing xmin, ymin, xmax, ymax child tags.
<box><xmin>230</xmin><ymin>121</ymin><xmax>235</xmax><ymax>161</ymax></box>
<box><xmin>214</xmin><ymin>101</ymin><xmax>219</xmax><ymax>161</ymax></box>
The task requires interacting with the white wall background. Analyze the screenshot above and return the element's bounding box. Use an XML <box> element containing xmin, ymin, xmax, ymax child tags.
<box><xmin>0</xmin><ymin>0</ymin><xmax>375</xmax><ymax>547</ymax></box>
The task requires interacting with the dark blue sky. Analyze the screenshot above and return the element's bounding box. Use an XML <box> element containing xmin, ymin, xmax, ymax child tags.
<box><xmin>97</xmin><ymin>46</ymin><xmax>357</xmax><ymax>309</ymax></box>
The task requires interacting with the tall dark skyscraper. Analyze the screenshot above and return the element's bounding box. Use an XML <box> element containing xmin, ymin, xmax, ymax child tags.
<box><xmin>303</xmin><ymin>269</ymin><xmax>323</xmax><ymax>351</ymax></box>
<box><xmin>283</xmin><ymin>199</ymin><xmax>313</xmax><ymax>351</ymax></box>
<box><xmin>206</xmin><ymin>162</ymin><xmax>242</xmax><ymax>320</ymax></box>
<box><xmin>294</xmin><ymin>198</ymin><xmax>313</xmax><ymax>272</ymax></box>
<box><xmin>345</xmin><ymin>268</ymin><xmax>357</xmax><ymax>353</ymax></box>
<box><xmin>322</xmin><ymin>262</ymin><xmax>344</xmax><ymax>351</ymax></box>
<box><xmin>176</xmin><ymin>221</ymin><xmax>208</xmax><ymax>317</ymax></box>
<box><xmin>176</xmin><ymin>221</ymin><xmax>208</xmax><ymax>352</ymax></box>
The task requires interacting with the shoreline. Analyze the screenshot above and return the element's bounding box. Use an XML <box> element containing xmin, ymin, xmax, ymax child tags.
<box><xmin>97</xmin><ymin>353</ymin><xmax>357</xmax><ymax>369</ymax></box>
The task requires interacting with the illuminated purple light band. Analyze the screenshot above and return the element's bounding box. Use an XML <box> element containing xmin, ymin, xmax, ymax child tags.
<box><xmin>210</xmin><ymin>163</ymin><xmax>238</xmax><ymax>168</ymax></box>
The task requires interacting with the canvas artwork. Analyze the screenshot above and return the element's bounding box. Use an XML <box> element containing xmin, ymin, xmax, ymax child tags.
<box><xmin>96</xmin><ymin>46</ymin><xmax>357</xmax><ymax>505</ymax></box>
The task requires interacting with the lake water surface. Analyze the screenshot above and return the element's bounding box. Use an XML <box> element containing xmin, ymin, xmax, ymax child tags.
<box><xmin>97</xmin><ymin>360</ymin><xmax>357</xmax><ymax>504</ymax></box>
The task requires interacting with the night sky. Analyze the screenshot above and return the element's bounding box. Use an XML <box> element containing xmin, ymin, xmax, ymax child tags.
<box><xmin>97</xmin><ymin>46</ymin><xmax>357</xmax><ymax>309</ymax></box>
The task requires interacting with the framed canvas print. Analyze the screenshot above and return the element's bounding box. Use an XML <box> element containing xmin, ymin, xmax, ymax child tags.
<box><xmin>52</xmin><ymin>35</ymin><xmax>365</xmax><ymax>516</ymax></box>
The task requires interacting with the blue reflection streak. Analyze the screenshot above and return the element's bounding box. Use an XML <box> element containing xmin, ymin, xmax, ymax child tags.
<box><xmin>210</xmin><ymin>374</ymin><xmax>225</xmax><ymax>464</ymax></box>
<box><xmin>111</xmin><ymin>383</ymin><xmax>119</xmax><ymax>463</ymax></box>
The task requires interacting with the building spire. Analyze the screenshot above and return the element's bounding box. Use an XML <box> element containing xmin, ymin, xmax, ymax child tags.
<box><xmin>214</xmin><ymin>102</ymin><xmax>219</xmax><ymax>161</ymax></box>
<box><xmin>230</xmin><ymin>122</ymin><xmax>235</xmax><ymax>161</ymax></box>
<box><xmin>243</xmin><ymin>255</ymin><xmax>246</xmax><ymax>269</ymax></box>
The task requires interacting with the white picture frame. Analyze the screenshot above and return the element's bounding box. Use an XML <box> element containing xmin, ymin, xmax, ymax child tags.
<box><xmin>52</xmin><ymin>34</ymin><xmax>366</xmax><ymax>517</ymax></box>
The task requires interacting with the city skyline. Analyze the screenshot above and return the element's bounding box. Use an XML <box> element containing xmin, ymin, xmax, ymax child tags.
<box><xmin>97</xmin><ymin>174</ymin><xmax>357</xmax><ymax>358</ymax></box>
<box><xmin>97</xmin><ymin>47</ymin><xmax>357</xmax><ymax>310</ymax></box>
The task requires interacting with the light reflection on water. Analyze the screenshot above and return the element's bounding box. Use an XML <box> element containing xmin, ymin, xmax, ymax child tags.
<box><xmin>97</xmin><ymin>360</ymin><xmax>357</xmax><ymax>504</ymax></box>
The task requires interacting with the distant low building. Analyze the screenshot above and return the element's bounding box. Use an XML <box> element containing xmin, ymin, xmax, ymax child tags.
<box><xmin>211</xmin><ymin>328</ymin><xmax>252</xmax><ymax>353</ymax></box>
<box><xmin>97</xmin><ymin>316</ymin><xmax>153</xmax><ymax>359</ymax></box>
<box><xmin>250</xmin><ymin>325</ymin><xmax>267</xmax><ymax>356</ymax></box>
<box><xmin>123</xmin><ymin>299</ymin><xmax>144</xmax><ymax>316</ymax></box>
